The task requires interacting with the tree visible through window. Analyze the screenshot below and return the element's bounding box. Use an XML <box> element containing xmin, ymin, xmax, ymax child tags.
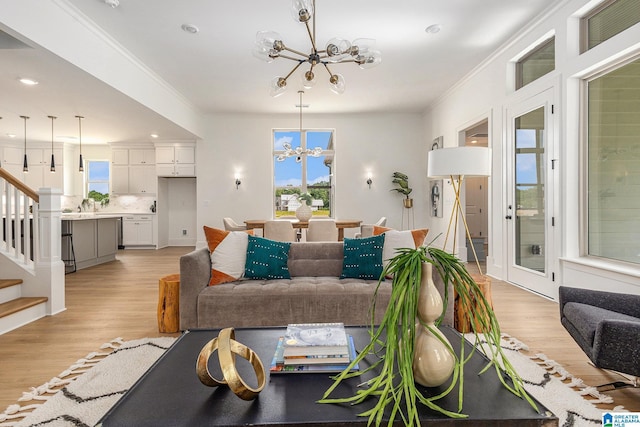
<box><xmin>273</xmin><ymin>130</ymin><xmax>334</xmax><ymax>218</ymax></box>
<box><xmin>86</xmin><ymin>160</ymin><xmax>110</xmax><ymax>204</ymax></box>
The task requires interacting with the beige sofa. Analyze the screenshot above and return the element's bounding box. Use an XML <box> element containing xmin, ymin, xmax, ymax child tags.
<box><xmin>179</xmin><ymin>241</ymin><xmax>453</xmax><ymax>330</ymax></box>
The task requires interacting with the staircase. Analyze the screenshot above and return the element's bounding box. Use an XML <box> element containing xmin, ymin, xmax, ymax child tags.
<box><xmin>0</xmin><ymin>279</ymin><xmax>48</xmax><ymax>335</ymax></box>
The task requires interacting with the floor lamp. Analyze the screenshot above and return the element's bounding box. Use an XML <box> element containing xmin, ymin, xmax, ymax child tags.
<box><xmin>427</xmin><ymin>146</ymin><xmax>492</xmax><ymax>275</ymax></box>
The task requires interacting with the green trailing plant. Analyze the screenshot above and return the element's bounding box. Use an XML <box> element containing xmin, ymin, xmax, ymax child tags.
<box><xmin>391</xmin><ymin>171</ymin><xmax>412</xmax><ymax>198</ymax></box>
<box><xmin>318</xmin><ymin>245</ymin><xmax>537</xmax><ymax>426</ymax></box>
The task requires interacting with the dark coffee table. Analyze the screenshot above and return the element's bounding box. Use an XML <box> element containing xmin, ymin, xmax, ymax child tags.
<box><xmin>97</xmin><ymin>327</ymin><xmax>558</xmax><ymax>426</ymax></box>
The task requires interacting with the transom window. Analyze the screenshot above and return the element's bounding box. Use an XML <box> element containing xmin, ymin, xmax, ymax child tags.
<box><xmin>273</xmin><ymin>130</ymin><xmax>334</xmax><ymax>218</ymax></box>
<box><xmin>516</xmin><ymin>37</ymin><xmax>555</xmax><ymax>90</ymax></box>
<box><xmin>581</xmin><ymin>0</ymin><xmax>640</xmax><ymax>52</ymax></box>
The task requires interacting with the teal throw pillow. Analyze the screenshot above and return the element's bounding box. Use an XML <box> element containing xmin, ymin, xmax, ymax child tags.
<box><xmin>340</xmin><ymin>234</ymin><xmax>385</xmax><ymax>280</ymax></box>
<box><xmin>245</xmin><ymin>235</ymin><xmax>291</xmax><ymax>280</ymax></box>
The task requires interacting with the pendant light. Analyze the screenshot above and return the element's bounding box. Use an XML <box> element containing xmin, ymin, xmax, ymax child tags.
<box><xmin>20</xmin><ymin>115</ymin><xmax>29</xmax><ymax>172</ymax></box>
<box><xmin>48</xmin><ymin>115</ymin><xmax>57</xmax><ymax>172</ymax></box>
<box><xmin>76</xmin><ymin>115</ymin><xmax>84</xmax><ymax>172</ymax></box>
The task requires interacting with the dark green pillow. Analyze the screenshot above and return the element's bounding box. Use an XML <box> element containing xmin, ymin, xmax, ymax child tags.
<box><xmin>245</xmin><ymin>235</ymin><xmax>291</xmax><ymax>280</ymax></box>
<box><xmin>340</xmin><ymin>234</ymin><xmax>385</xmax><ymax>280</ymax></box>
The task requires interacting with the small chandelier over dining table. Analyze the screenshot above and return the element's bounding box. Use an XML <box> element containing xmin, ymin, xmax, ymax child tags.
<box><xmin>253</xmin><ymin>0</ymin><xmax>381</xmax><ymax>96</ymax></box>
<box><xmin>276</xmin><ymin>90</ymin><xmax>322</xmax><ymax>163</ymax></box>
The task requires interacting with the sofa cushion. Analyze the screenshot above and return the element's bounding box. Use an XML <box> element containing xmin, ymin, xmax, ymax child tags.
<box><xmin>563</xmin><ymin>302</ymin><xmax>640</xmax><ymax>346</ymax></box>
<box><xmin>245</xmin><ymin>235</ymin><xmax>291</xmax><ymax>280</ymax></box>
<box><xmin>288</xmin><ymin>242</ymin><xmax>344</xmax><ymax>277</ymax></box>
<box><xmin>340</xmin><ymin>234</ymin><xmax>385</xmax><ymax>280</ymax></box>
<box><xmin>196</xmin><ymin>277</ymin><xmax>391</xmax><ymax>328</ymax></box>
<box><xmin>203</xmin><ymin>226</ymin><xmax>252</xmax><ymax>286</ymax></box>
<box><xmin>373</xmin><ymin>226</ymin><xmax>428</xmax><ymax>265</ymax></box>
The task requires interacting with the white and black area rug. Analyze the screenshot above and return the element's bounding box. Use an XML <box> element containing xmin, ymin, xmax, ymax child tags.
<box><xmin>467</xmin><ymin>333</ymin><xmax>629</xmax><ymax>427</ymax></box>
<box><xmin>0</xmin><ymin>334</ymin><xmax>628</xmax><ymax>427</ymax></box>
<box><xmin>0</xmin><ymin>337</ymin><xmax>175</xmax><ymax>427</ymax></box>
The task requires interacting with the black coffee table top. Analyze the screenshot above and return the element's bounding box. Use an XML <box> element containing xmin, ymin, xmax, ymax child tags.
<box><xmin>98</xmin><ymin>326</ymin><xmax>557</xmax><ymax>426</ymax></box>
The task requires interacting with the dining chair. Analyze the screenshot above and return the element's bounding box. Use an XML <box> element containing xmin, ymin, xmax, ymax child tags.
<box><xmin>222</xmin><ymin>217</ymin><xmax>247</xmax><ymax>231</ymax></box>
<box><xmin>263</xmin><ymin>220</ymin><xmax>297</xmax><ymax>242</ymax></box>
<box><xmin>355</xmin><ymin>216</ymin><xmax>387</xmax><ymax>238</ymax></box>
<box><xmin>306</xmin><ymin>218</ymin><xmax>338</xmax><ymax>242</ymax></box>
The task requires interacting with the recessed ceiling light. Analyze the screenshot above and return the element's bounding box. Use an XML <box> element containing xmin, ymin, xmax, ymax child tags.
<box><xmin>19</xmin><ymin>78</ymin><xmax>38</xmax><ymax>85</ymax></box>
<box><xmin>7</xmin><ymin>133</ymin><xmax>16</xmax><ymax>138</ymax></box>
<box><xmin>425</xmin><ymin>24</ymin><xmax>441</xmax><ymax>34</ymax></box>
<box><xmin>181</xmin><ymin>24</ymin><xmax>199</xmax><ymax>34</ymax></box>
<box><xmin>150</xmin><ymin>133</ymin><xmax>159</xmax><ymax>138</ymax></box>
<box><xmin>103</xmin><ymin>0</ymin><xmax>119</xmax><ymax>8</ymax></box>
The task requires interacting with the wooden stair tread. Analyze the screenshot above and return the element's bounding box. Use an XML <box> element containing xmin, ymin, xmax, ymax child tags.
<box><xmin>0</xmin><ymin>297</ymin><xmax>48</xmax><ymax>319</ymax></box>
<box><xmin>0</xmin><ymin>279</ymin><xmax>23</xmax><ymax>290</ymax></box>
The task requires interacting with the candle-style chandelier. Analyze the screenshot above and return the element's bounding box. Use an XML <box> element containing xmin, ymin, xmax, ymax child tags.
<box><xmin>253</xmin><ymin>0</ymin><xmax>381</xmax><ymax>97</ymax></box>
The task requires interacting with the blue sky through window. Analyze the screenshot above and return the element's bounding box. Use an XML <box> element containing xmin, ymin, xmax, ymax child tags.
<box><xmin>274</xmin><ymin>131</ymin><xmax>332</xmax><ymax>187</ymax></box>
<box><xmin>87</xmin><ymin>160</ymin><xmax>109</xmax><ymax>194</ymax></box>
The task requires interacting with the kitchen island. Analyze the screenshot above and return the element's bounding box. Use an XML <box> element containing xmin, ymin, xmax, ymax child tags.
<box><xmin>61</xmin><ymin>214</ymin><xmax>122</xmax><ymax>271</ymax></box>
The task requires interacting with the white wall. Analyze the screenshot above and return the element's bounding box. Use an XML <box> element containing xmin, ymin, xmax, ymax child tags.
<box><xmin>424</xmin><ymin>0</ymin><xmax>640</xmax><ymax>295</ymax></box>
<box><xmin>195</xmin><ymin>112</ymin><xmax>427</xmax><ymax>248</ymax></box>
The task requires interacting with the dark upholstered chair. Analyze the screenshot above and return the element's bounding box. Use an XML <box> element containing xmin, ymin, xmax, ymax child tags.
<box><xmin>559</xmin><ymin>286</ymin><xmax>640</xmax><ymax>389</ymax></box>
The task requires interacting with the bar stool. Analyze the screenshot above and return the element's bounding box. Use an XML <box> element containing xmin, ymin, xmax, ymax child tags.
<box><xmin>62</xmin><ymin>232</ymin><xmax>76</xmax><ymax>274</ymax></box>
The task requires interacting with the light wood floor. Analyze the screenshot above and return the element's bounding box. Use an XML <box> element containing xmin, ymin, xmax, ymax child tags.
<box><xmin>0</xmin><ymin>247</ymin><xmax>638</xmax><ymax>412</ymax></box>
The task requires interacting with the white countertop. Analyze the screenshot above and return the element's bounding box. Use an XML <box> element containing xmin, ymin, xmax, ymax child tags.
<box><xmin>61</xmin><ymin>213</ymin><xmax>125</xmax><ymax>221</ymax></box>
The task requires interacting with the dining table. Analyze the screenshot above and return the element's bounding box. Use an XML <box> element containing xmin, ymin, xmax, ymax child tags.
<box><xmin>244</xmin><ymin>218</ymin><xmax>361</xmax><ymax>241</ymax></box>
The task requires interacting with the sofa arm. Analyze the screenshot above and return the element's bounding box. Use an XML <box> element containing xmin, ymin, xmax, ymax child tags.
<box><xmin>593</xmin><ymin>319</ymin><xmax>640</xmax><ymax>377</ymax></box>
<box><xmin>559</xmin><ymin>286</ymin><xmax>640</xmax><ymax>319</ymax></box>
<box><xmin>179</xmin><ymin>248</ymin><xmax>211</xmax><ymax>330</ymax></box>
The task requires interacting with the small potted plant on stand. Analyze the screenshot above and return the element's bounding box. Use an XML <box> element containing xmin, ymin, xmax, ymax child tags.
<box><xmin>391</xmin><ymin>171</ymin><xmax>413</xmax><ymax>208</ymax></box>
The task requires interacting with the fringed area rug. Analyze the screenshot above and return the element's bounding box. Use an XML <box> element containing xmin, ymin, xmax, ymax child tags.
<box><xmin>0</xmin><ymin>337</ymin><xmax>175</xmax><ymax>427</ymax></box>
<box><xmin>0</xmin><ymin>334</ymin><xmax>626</xmax><ymax>427</ymax></box>
<box><xmin>467</xmin><ymin>333</ymin><xmax>628</xmax><ymax>427</ymax></box>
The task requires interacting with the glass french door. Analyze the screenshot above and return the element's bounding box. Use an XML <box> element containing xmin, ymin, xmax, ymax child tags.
<box><xmin>506</xmin><ymin>89</ymin><xmax>556</xmax><ymax>298</ymax></box>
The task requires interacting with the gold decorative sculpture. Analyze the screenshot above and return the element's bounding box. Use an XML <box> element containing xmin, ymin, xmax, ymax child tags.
<box><xmin>196</xmin><ymin>327</ymin><xmax>266</xmax><ymax>400</ymax></box>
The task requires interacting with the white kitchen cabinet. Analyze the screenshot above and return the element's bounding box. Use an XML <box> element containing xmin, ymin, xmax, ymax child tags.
<box><xmin>129</xmin><ymin>148</ymin><xmax>155</xmax><ymax>165</ymax></box>
<box><xmin>110</xmin><ymin>145</ymin><xmax>156</xmax><ymax>194</ymax></box>
<box><xmin>129</xmin><ymin>165</ymin><xmax>156</xmax><ymax>194</ymax></box>
<box><xmin>23</xmin><ymin>147</ymin><xmax>64</xmax><ymax>191</ymax></box>
<box><xmin>123</xmin><ymin>215</ymin><xmax>154</xmax><ymax>246</ymax></box>
<box><xmin>155</xmin><ymin>144</ymin><xmax>195</xmax><ymax>177</ymax></box>
<box><xmin>112</xmin><ymin>148</ymin><xmax>129</xmax><ymax>165</ymax></box>
<box><xmin>111</xmin><ymin>165</ymin><xmax>129</xmax><ymax>194</ymax></box>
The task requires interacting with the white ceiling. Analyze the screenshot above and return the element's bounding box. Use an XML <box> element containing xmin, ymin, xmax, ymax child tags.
<box><xmin>0</xmin><ymin>0</ymin><xmax>560</xmax><ymax>145</ymax></box>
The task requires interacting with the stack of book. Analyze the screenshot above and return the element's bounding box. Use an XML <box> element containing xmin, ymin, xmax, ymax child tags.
<box><xmin>270</xmin><ymin>322</ymin><xmax>359</xmax><ymax>374</ymax></box>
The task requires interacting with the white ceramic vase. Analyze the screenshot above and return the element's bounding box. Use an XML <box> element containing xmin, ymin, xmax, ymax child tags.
<box><xmin>412</xmin><ymin>262</ymin><xmax>455</xmax><ymax>387</ymax></box>
<box><xmin>296</xmin><ymin>203</ymin><xmax>312</xmax><ymax>222</ymax></box>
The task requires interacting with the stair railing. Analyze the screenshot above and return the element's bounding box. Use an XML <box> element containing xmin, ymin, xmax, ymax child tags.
<box><xmin>1</xmin><ymin>168</ymin><xmax>39</xmax><ymax>268</ymax></box>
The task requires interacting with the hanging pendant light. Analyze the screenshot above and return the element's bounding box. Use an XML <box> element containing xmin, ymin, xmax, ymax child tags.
<box><xmin>48</xmin><ymin>115</ymin><xmax>57</xmax><ymax>172</ymax></box>
<box><xmin>76</xmin><ymin>115</ymin><xmax>84</xmax><ymax>172</ymax></box>
<box><xmin>20</xmin><ymin>115</ymin><xmax>29</xmax><ymax>172</ymax></box>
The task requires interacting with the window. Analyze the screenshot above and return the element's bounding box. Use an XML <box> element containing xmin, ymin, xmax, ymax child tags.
<box><xmin>86</xmin><ymin>160</ymin><xmax>110</xmax><ymax>202</ymax></box>
<box><xmin>273</xmin><ymin>130</ymin><xmax>334</xmax><ymax>218</ymax></box>
<box><xmin>586</xmin><ymin>57</ymin><xmax>640</xmax><ymax>264</ymax></box>
<box><xmin>582</xmin><ymin>0</ymin><xmax>640</xmax><ymax>52</ymax></box>
<box><xmin>515</xmin><ymin>37</ymin><xmax>555</xmax><ymax>89</ymax></box>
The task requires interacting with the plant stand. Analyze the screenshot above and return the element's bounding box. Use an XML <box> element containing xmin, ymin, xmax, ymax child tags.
<box><xmin>454</xmin><ymin>273</ymin><xmax>493</xmax><ymax>333</ymax></box>
<box><xmin>401</xmin><ymin>204</ymin><xmax>414</xmax><ymax>230</ymax></box>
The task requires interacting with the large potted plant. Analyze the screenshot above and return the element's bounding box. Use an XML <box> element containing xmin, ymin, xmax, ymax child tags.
<box><xmin>319</xmin><ymin>245</ymin><xmax>536</xmax><ymax>425</ymax></box>
<box><xmin>391</xmin><ymin>171</ymin><xmax>413</xmax><ymax>208</ymax></box>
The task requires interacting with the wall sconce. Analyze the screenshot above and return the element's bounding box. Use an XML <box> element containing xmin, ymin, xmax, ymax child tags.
<box><xmin>235</xmin><ymin>174</ymin><xmax>241</xmax><ymax>189</ymax></box>
<box><xmin>366</xmin><ymin>172</ymin><xmax>373</xmax><ymax>189</ymax></box>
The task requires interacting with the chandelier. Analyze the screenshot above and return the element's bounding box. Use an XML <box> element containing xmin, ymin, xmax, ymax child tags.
<box><xmin>276</xmin><ymin>91</ymin><xmax>322</xmax><ymax>162</ymax></box>
<box><xmin>254</xmin><ymin>0</ymin><xmax>381</xmax><ymax>96</ymax></box>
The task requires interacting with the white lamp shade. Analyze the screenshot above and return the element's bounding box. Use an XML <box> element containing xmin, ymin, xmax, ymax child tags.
<box><xmin>427</xmin><ymin>146</ymin><xmax>492</xmax><ymax>178</ymax></box>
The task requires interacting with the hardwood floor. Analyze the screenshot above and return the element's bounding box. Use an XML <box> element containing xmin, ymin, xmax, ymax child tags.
<box><xmin>0</xmin><ymin>247</ymin><xmax>638</xmax><ymax>412</ymax></box>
